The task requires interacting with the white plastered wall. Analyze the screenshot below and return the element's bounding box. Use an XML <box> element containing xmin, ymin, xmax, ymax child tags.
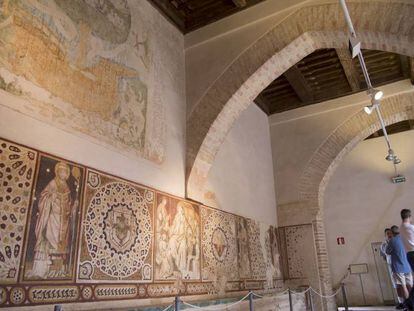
<box><xmin>324</xmin><ymin>130</ymin><xmax>414</xmax><ymax>305</ymax></box>
<box><xmin>204</xmin><ymin>104</ymin><xmax>278</xmax><ymax>225</ymax></box>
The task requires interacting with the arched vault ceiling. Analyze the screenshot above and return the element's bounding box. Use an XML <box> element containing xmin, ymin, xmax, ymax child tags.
<box><xmin>186</xmin><ymin>1</ymin><xmax>414</xmax><ymax>201</ymax></box>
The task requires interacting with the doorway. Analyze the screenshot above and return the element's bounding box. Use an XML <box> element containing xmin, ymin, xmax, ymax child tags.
<box><xmin>371</xmin><ymin>242</ymin><xmax>397</xmax><ymax>305</ymax></box>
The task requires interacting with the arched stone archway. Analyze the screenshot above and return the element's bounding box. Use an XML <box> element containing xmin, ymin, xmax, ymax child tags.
<box><xmin>187</xmin><ymin>1</ymin><xmax>414</xmax><ymax>200</ymax></box>
<box><xmin>294</xmin><ymin>91</ymin><xmax>414</xmax><ymax>309</ymax></box>
<box><xmin>300</xmin><ymin>92</ymin><xmax>414</xmax><ymax>207</ymax></box>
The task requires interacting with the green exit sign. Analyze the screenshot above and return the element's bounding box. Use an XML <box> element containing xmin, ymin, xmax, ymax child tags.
<box><xmin>392</xmin><ymin>175</ymin><xmax>406</xmax><ymax>184</ymax></box>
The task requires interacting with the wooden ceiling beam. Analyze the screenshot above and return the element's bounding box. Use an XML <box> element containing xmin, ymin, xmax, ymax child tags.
<box><xmin>232</xmin><ymin>0</ymin><xmax>247</xmax><ymax>8</ymax></box>
<box><xmin>148</xmin><ymin>0</ymin><xmax>185</xmax><ymax>31</ymax></box>
<box><xmin>254</xmin><ymin>95</ymin><xmax>271</xmax><ymax>115</ymax></box>
<box><xmin>410</xmin><ymin>58</ymin><xmax>414</xmax><ymax>85</ymax></box>
<box><xmin>283</xmin><ymin>65</ymin><xmax>314</xmax><ymax>103</ymax></box>
<box><xmin>336</xmin><ymin>49</ymin><xmax>360</xmax><ymax>92</ymax></box>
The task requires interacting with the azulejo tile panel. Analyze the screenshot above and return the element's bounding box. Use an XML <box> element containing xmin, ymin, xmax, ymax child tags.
<box><xmin>0</xmin><ymin>137</ymin><xmax>283</xmax><ymax>308</ymax></box>
<box><xmin>78</xmin><ymin>170</ymin><xmax>154</xmax><ymax>282</ymax></box>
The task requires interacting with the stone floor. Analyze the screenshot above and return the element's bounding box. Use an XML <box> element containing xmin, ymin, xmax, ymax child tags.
<box><xmin>338</xmin><ymin>307</ymin><xmax>397</xmax><ymax>310</ymax></box>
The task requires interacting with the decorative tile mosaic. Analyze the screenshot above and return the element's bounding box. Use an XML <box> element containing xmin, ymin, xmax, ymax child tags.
<box><xmin>201</xmin><ymin>207</ymin><xmax>238</xmax><ymax>282</ymax></box>
<box><xmin>0</xmin><ymin>137</ymin><xmax>283</xmax><ymax>307</ymax></box>
<box><xmin>0</xmin><ymin>139</ymin><xmax>37</xmax><ymax>284</ymax></box>
<box><xmin>78</xmin><ymin>170</ymin><xmax>153</xmax><ymax>282</ymax></box>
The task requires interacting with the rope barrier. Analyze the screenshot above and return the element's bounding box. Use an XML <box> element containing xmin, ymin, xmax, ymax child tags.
<box><xmin>180</xmin><ymin>292</ymin><xmax>251</xmax><ymax>310</ymax></box>
<box><xmin>178</xmin><ymin>285</ymin><xmax>342</xmax><ymax>310</ymax></box>
<box><xmin>161</xmin><ymin>304</ymin><xmax>174</xmax><ymax>311</ymax></box>
<box><xmin>310</xmin><ymin>286</ymin><xmax>342</xmax><ymax>299</ymax></box>
<box><xmin>251</xmin><ymin>292</ymin><xmax>264</xmax><ymax>298</ymax></box>
<box><xmin>289</xmin><ymin>287</ymin><xmax>312</xmax><ymax>295</ymax></box>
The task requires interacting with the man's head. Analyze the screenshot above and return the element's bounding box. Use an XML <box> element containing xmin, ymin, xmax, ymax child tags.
<box><xmin>401</xmin><ymin>209</ymin><xmax>412</xmax><ymax>223</ymax></box>
<box><xmin>384</xmin><ymin>228</ymin><xmax>393</xmax><ymax>240</ymax></box>
<box><xmin>391</xmin><ymin>225</ymin><xmax>400</xmax><ymax>236</ymax></box>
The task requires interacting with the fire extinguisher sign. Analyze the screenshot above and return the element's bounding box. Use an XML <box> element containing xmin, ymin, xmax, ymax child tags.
<box><xmin>337</xmin><ymin>237</ymin><xmax>345</xmax><ymax>245</ymax></box>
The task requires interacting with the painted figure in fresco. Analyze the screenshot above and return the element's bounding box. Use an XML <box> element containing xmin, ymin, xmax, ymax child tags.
<box><xmin>268</xmin><ymin>227</ymin><xmax>281</xmax><ymax>279</ymax></box>
<box><xmin>237</xmin><ymin>220</ymin><xmax>250</xmax><ymax>276</ymax></box>
<box><xmin>155</xmin><ymin>198</ymin><xmax>200</xmax><ymax>279</ymax></box>
<box><xmin>28</xmin><ymin>162</ymin><xmax>79</xmax><ymax>279</ymax></box>
<box><xmin>212</xmin><ymin>228</ymin><xmax>227</xmax><ymax>261</ymax></box>
<box><xmin>169</xmin><ymin>204</ymin><xmax>187</xmax><ymax>271</ymax></box>
<box><xmin>157</xmin><ymin>232</ymin><xmax>173</xmax><ymax>277</ymax></box>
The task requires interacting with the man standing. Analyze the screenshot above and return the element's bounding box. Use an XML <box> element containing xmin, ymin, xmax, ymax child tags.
<box><xmin>400</xmin><ymin>209</ymin><xmax>414</xmax><ymax>270</ymax></box>
<box><xmin>381</xmin><ymin>228</ymin><xmax>400</xmax><ymax>304</ymax></box>
<box><xmin>387</xmin><ymin>225</ymin><xmax>413</xmax><ymax>308</ymax></box>
<box><xmin>400</xmin><ymin>209</ymin><xmax>414</xmax><ymax>309</ymax></box>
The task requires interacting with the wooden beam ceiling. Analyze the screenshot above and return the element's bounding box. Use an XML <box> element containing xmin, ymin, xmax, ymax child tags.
<box><xmin>336</xmin><ymin>48</ymin><xmax>360</xmax><ymax>92</ymax></box>
<box><xmin>283</xmin><ymin>65</ymin><xmax>314</xmax><ymax>103</ymax></box>
<box><xmin>255</xmin><ymin>49</ymin><xmax>410</xmax><ymax>115</ymax></box>
<box><xmin>148</xmin><ymin>0</ymin><xmax>266</xmax><ymax>33</ymax></box>
<box><xmin>366</xmin><ymin>120</ymin><xmax>414</xmax><ymax>140</ymax></box>
<box><xmin>410</xmin><ymin>58</ymin><xmax>414</xmax><ymax>85</ymax></box>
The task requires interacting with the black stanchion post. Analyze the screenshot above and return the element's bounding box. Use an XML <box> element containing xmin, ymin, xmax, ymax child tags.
<box><xmin>54</xmin><ymin>305</ymin><xmax>62</xmax><ymax>311</ymax></box>
<box><xmin>249</xmin><ymin>291</ymin><xmax>254</xmax><ymax>311</ymax></box>
<box><xmin>288</xmin><ymin>289</ymin><xmax>293</xmax><ymax>311</ymax></box>
<box><xmin>175</xmin><ymin>296</ymin><xmax>180</xmax><ymax>311</ymax></box>
<box><xmin>341</xmin><ymin>283</ymin><xmax>348</xmax><ymax>311</ymax></box>
<box><xmin>308</xmin><ymin>290</ymin><xmax>314</xmax><ymax>311</ymax></box>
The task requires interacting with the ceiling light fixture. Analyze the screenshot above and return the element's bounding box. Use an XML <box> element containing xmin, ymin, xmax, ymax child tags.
<box><xmin>364</xmin><ymin>99</ymin><xmax>379</xmax><ymax>115</ymax></box>
<box><xmin>340</xmin><ymin>0</ymin><xmax>401</xmax><ymax>166</ymax></box>
<box><xmin>367</xmin><ymin>88</ymin><xmax>384</xmax><ymax>101</ymax></box>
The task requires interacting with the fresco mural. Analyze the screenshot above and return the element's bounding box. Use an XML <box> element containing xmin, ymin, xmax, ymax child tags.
<box><xmin>22</xmin><ymin>155</ymin><xmax>84</xmax><ymax>282</ymax></box>
<box><xmin>0</xmin><ymin>0</ymin><xmax>168</xmax><ymax>163</ymax></box>
<box><xmin>0</xmin><ymin>138</ymin><xmax>283</xmax><ymax>307</ymax></box>
<box><xmin>267</xmin><ymin>226</ymin><xmax>282</xmax><ymax>280</ymax></box>
<box><xmin>236</xmin><ymin>217</ymin><xmax>251</xmax><ymax>279</ymax></box>
<box><xmin>201</xmin><ymin>207</ymin><xmax>238</xmax><ymax>282</ymax></box>
<box><xmin>247</xmin><ymin>221</ymin><xmax>267</xmax><ymax>281</ymax></box>
<box><xmin>77</xmin><ymin>170</ymin><xmax>153</xmax><ymax>282</ymax></box>
<box><xmin>154</xmin><ymin>195</ymin><xmax>200</xmax><ymax>281</ymax></box>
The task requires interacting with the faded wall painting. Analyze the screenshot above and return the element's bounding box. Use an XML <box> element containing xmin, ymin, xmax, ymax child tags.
<box><xmin>22</xmin><ymin>154</ymin><xmax>84</xmax><ymax>282</ymax></box>
<box><xmin>247</xmin><ymin>221</ymin><xmax>267</xmax><ymax>281</ymax></box>
<box><xmin>267</xmin><ymin>226</ymin><xmax>282</xmax><ymax>280</ymax></box>
<box><xmin>279</xmin><ymin>224</ymin><xmax>317</xmax><ymax>280</ymax></box>
<box><xmin>236</xmin><ymin>217</ymin><xmax>251</xmax><ymax>279</ymax></box>
<box><xmin>0</xmin><ymin>0</ymin><xmax>172</xmax><ymax>163</ymax></box>
<box><xmin>0</xmin><ymin>139</ymin><xmax>37</xmax><ymax>284</ymax></box>
<box><xmin>77</xmin><ymin>170</ymin><xmax>154</xmax><ymax>282</ymax></box>
<box><xmin>154</xmin><ymin>194</ymin><xmax>200</xmax><ymax>281</ymax></box>
<box><xmin>201</xmin><ymin>208</ymin><xmax>238</xmax><ymax>282</ymax></box>
<box><xmin>0</xmin><ymin>138</ymin><xmax>284</xmax><ymax>307</ymax></box>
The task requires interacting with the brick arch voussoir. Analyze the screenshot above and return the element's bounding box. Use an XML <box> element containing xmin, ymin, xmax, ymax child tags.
<box><xmin>299</xmin><ymin>92</ymin><xmax>414</xmax><ymax>208</ymax></box>
<box><xmin>186</xmin><ymin>0</ymin><xmax>414</xmax><ymax>201</ymax></box>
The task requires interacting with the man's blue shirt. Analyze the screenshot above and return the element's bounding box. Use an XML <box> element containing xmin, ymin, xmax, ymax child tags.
<box><xmin>386</xmin><ymin>235</ymin><xmax>412</xmax><ymax>273</ymax></box>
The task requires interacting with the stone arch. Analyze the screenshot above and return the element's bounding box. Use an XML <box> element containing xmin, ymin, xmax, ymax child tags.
<box><xmin>300</xmin><ymin>91</ymin><xmax>414</xmax><ymax>207</ymax></box>
<box><xmin>186</xmin><ymin>1</ymin><xmax>414</xmax><ymax>200</ymax></box>
<box><xmin>295</xmin><ymin>91</ymin><xmax>414</xmax><ymax>309</ymax></box>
